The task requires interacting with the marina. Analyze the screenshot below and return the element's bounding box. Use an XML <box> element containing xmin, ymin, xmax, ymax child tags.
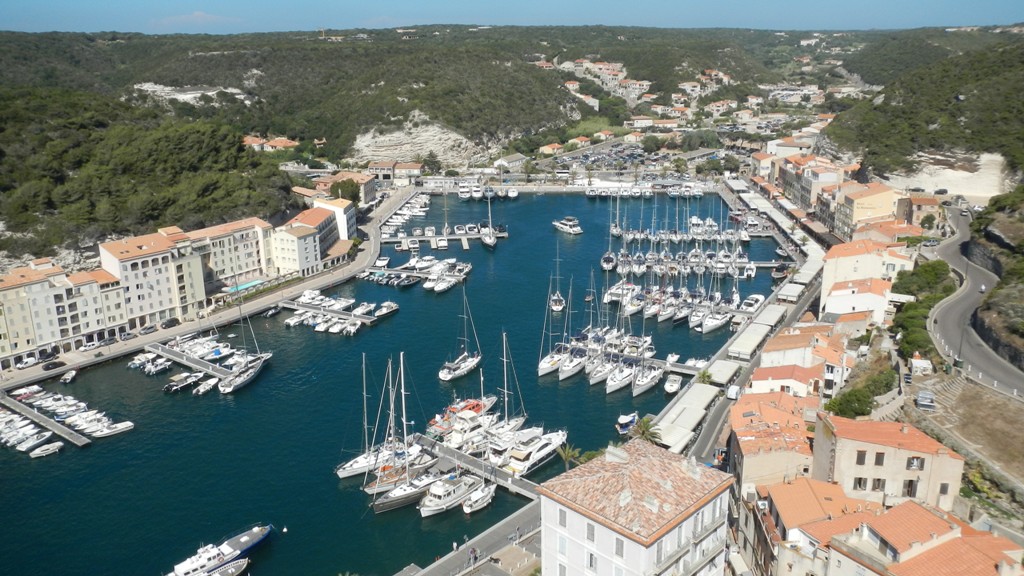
<box><xmin>1</xmin><ymin>188</ymin><xmax>792</xmax><ymax>576</ymax></box>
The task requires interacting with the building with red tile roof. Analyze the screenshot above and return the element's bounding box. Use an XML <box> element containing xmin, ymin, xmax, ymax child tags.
<box><xmin>821</xmin><ymin>239</ymin><xmax>915</xmax><ymax>314</ymax></box>
<box><xmin>749</xmin><ymin>364</ymin><xmax>826</xmax><ymax>397</ymax></box>
<box><xmin>853</xmin><ymin>219</ymin><xmax>925</xmax><ymax>243</ymax></box>
<box><xmin>539</xmin><ymin>439</ymin><xmax>732</xmax><ymax>576</ymax></box>
<box><xmin>728</xmin><ymin>392</ymin><xmax>818</xmax><ymax>487</ymax></box>
<box><xmin>813</xmin><ymin>413</ymin><xmax>964</xmax><ymax>511</ymax></box>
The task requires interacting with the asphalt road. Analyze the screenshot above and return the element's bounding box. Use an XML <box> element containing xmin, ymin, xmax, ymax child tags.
<box><xmin>928</xmin><ymin>209</ymin><xmax>1024</xmax><ymax>396</ymax></box>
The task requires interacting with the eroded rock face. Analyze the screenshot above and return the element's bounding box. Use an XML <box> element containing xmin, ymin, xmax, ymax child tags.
<box><xmin>347</xmin><ymin>110</ymin><xmax>500</xmax><ymax>168</ymax></box>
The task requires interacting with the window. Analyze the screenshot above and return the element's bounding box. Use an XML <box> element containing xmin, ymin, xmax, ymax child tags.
<box><xmin>586</xmin><ymin>523</ymin><xmax>595</xmax><ymax>542</ymax></box>
<box><xmin>558</xmin><ymin>536</ymin><xmax>567</xmax><ymax>556</ymax></box>
<box><xmin>906</xmin><ymin>457</ymin><xmax>925</xmax><ymax>471</ymax></box>
<box><xmin>902</xmin><ymin>479</ymin><xmax>918</xmax><ymax>498</ymax></box>
<box><xmin>875</xmin><ymin>452</ymin><xmax>885</xmax><ymax>466</ymax></box>
<box><xmin>939</xmin><ymin>483</ymin><xmax>949</xmax><ymax>495</ymax></box>
<box><xmin>558</xmin><ymin>564</ymin><xmax>566</xmax><ymax>576</ymax></box>
<box><xmin>587</xmin><ymin>552</ymin><xmax>597</xmax><ymax>571</ymax></box>
<box><xmin>856</xmin><ymin>450</ymin><xmax>867</xmax><ymax>465</ymax></box>
<box><xmin>615</xmin><ymin>537</ymin><xmax>624</xmax><ymax>558</ymax></box>
<box><xmin>853</xmin><ymin>477</ymin><xmax>867</xmax><ymax>491</ymax></box>
<box><xmin>872</xmin><ymin>478</ymin><xmax>886</xmax><ymax>492</ymax></box>
<box><xmin>613</xmin><ymin>566</ymin><xmax>624</xmax><ymax>576</ymax></box>
<box><xmin>558</xmin><ymin>509</ymin><xmax>566</xmax><ymax>527</ymax></box>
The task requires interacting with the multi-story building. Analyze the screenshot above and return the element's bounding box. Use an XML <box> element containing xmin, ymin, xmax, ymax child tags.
<box><xmin>833</xmin><ymin>182</ymin><xmax>900</xmax><ymax>241</ymax></box>
<box><xmin>821</xmin><ymin>239</ymin><xmax>914</xmax><ymax>310</ymax></box>
<box><xmin>760</xmin><ymin>325</ymin><xmax>855</xmax><ymax>398</ymax></box>
<box><xmin>897</xmin><ymin>195</ymin><xmax>942</xmax><ymax>228</ymax></box>
<box><xmin>728</xmin><ymin>392</ymin><xmax>818</xmax><ymax>489</ymax></box>
<box><xmin>538</xmin><ymin>439</ymin><xmax>733</xmax><ymax>576</ymax></box>
<box><xmin>823</xmin><ymin>278</ymin><xmax>913</xmax><ymax>327</ymax></box>
<box><xmin>852</xmin><ymin>219</ymin><xmax>923</xmax><ymax>244</ymax></box>
<box><xmin>0</xmin><ymin>260</ymin><xmax>128</xmax><ymax>366</ymax></box>
<box><xmin>184</xmin><ymin>217</ymin><xmax>273</xmax><ymax>291</ymax></box>
<box><xmin>271</xmin><ymin>225</ymin><xmax>322</xmax><ymax>277</ymax></box>
<box><xmin>99</xmin><ymin>227</ymin><xmax>206</xmax><ymax>329</ymax></box>
<box><xmin>747</xmin><ymin>364</ymin><xmax>825</xmax><ymax>398</ymax></box>
<box><xmin>313</xmin><ymin>171</ymin><xmax>378</xmax><ymax>206</ymax></box>
<box><xmin>812</xmin><ymin>413</ymin><xmax>964</xmax><ymax>511</ymax></box>
<box><xmin>313</xmin><ymin>197</ymin><xmax>359</xmax><ymax>241</ymax></box>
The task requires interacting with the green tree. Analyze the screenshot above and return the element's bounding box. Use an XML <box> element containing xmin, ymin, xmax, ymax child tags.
<box><xmin>723</xmin><ymin>155</ymin><xmax>741</xmax><ymax>173</ymax></box>
<box><xmin>330</xmin><ymin>180</ymin><xmax>361</xmax><ymax>205</ymax></box>
<box><xmin>641</xmin><ymin>135</ymin><xmax>661</xmax><ymax>154</ymax></box>
<box><xmin>630</xmin><ymin>417</ymin><xmax>662</xmax><ymax>445</ymax></box>
<box><xmin>556</xmin><ymin>443</ymin><xmax>581</xmax><ymax>472</ymax></box>
<box><xmin>696</xmin><ymin>369</ymin><xmax>712</xmax><ymax>385</ymax></box>
<box><xmin>523</xmin><ymin>160</ymin><xmax>535</xmax><ymax>183</ymax></box>
<box><xmin>423</xmin><ymin>150</ymin><xmax>442</xmax><ymax>174</ymax></box>
<box><xmin>920</xmin><ymin>214</ymin><xmax>936</xmax><ymax>230</ymax></box>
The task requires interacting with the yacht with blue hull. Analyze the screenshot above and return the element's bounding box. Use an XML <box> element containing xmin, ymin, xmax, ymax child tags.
<box><xmin>166</xmin><ymin>523</ymin><xmax>273</xmax><ymax>576</ymax></box>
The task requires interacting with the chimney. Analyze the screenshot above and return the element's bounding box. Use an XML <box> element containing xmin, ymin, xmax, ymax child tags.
<box><xmin>901</xmin><ymin>424</ymin><xmax>909</xmax><ymax>434</ymax></box>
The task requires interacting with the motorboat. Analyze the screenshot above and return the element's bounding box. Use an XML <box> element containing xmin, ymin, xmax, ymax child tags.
<box><xmin>486</xmin><ymin>426</ymin><xmax>543</xmax><ymax>467</ymax></box>
<box><xmin>418</xmin><ymin>474</ymin><xmax>485</xmax><ymax>517</ymax></box>
<box><xmin>552</xmin><ymin>216</ymin><xmax>583</xmax><ymax>235</ymax></box>
<box><xmin>372</xmin><ymin>468</ymin><xmax>450</xmax><ymax>514</ymax></box>
<box><xmin>461</xmin><ymin>482</ymin><xmax>497</xmax><ymax>515</ymax></box>
<box><xmin>203</xmin><ymin>343</ymin><xmax>235</xmax><ymax>362</ymax></box>
<box><xmin>739</xmin><ymin>294</ymin><xmax>765</xmax><ymax>312</ymax></box>
<box><xmin>352</xmin><ymin>302</ymin><xmax>376</xmax><ymax>316</ymax></box>
<box><xmin>436</xmin><ymin>237</ymin><xmax>449</xmax><ymax>250</ymax></box>
<box><xmin>374</xmin><ymin>301</ymin><xmax>400</xmax><ymax>319</ymax></box>
<box><xmin>664</xmin><ymin>374</ymin><xmax>683</xmax><ymax>394</ymax></box>
<box><xmin>506</xmin><ymin>188</ymin><xmax>519</xmax><ymax>199</ymax></box>
<box><xmin>29</xmin><ymin>441</ymin><xmax>64</xmax><ymax>458</ymax></box>
<box><xmin>90</xmin><ymin>421</ymin><xmax>135</xmax><ymax>437</ymax></box>
<box><xmin>615</xmin><ymin>412</ymin><xmax>638</xmax><ymax>435</ymax></box>
<box><xmin>165</xmin><ymin>524</ymin><xmax>273</xmax><ymax>576</ymax></box>
<box><xmin>504</xmin><ymin>430</ymin><xmax>568</xmax><ymax>478</ymax></box>
<box><xmin>59</xmin><ymin>370</ymin><xmax>77</xmax><ymax>384</ymax></box>
<box><xmin>16</xmin><ymin>430</ymin><xmax>54</xmax><ymax>452</ymax></box>
<box><xmin>193</xmin><ymin>377</ymin><xmax>220</xmax><ymax>396</ymax></box>
<box><xmin>425</xmin><ymin>394</ymin><xmax>498</xmax><ymax>439</ymax></box>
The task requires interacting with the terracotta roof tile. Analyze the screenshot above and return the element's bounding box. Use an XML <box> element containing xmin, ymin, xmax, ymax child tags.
<box><xmin>100</xmin><ymin>232</ymin><xmax>176</xmax><ymax>261</ymax></box>
<box><xmin>750</xmin><ymin>364</ymin><xmax>825</xmax><ymax>386</ymax></box>
<box><xmin>890</xmin><ymin>537</ymin><xmax>1019</xmax><ymax>576</ymax></box>
<box><xmin>824</xmin><ymin>239</ymin><xmax>901</xmax><ymax>260</ymax></box>
<box><xmin>287</xmin><ymin>207</ymin><xmax>334</xmax><ymax>228</ymax></box>
<box><xmin>821</xmin><ymin>414</ymin><xmax>964</xmax><ymax>460</ymax></box>
<box><xmin>185</xmin><ymin>217</ymin><xmax>271</xmax><ymax>240</ymax></box>
<box><xmin>868</xmin><ymin>501</ymin><xmax>956</xmax><ymax>553</ymax></box>
<box><xmin>766</xmin><ymin>477</ymin><xmax>876</xmax><ymax>531</ymax></box>
<box><xmin>538</xmin><ymin>439</ymin><xmax>732</xmax><ymax>546</ymax></box>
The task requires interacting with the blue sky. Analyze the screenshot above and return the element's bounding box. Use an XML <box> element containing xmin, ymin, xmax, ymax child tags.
<box><xmin>2</xmin><ymin>0</ymin><xmax>1023</xmax><ymax>34</ymax></box>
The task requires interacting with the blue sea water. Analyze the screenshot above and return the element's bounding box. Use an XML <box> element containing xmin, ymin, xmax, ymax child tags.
<box><xmin>0</xmin><ymin>192</ymin><xmax>778</xmax><ymax>576</ymax></box>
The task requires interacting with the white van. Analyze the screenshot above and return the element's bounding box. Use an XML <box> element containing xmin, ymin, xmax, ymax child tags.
<box><xmin>726</xmin><ymin>385</ymin><xmax>741</xmax><ymax>400</ymax></box>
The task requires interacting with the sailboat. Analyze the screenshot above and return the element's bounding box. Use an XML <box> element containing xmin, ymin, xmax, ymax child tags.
<box><xmin>549</xmin><ymin>243</ymin><xmax>565</xmax><ymax>313</ymax></box>
<box><xmin>600</xmin><ymin>200</ymin><xmax>617</xmax><ymax>271</ymax></box>
<box><xmin>336</xmin><ymin>356</ymin><xmax>406</xmax><ymax>479</ymax></box>
<box><xmin>218</xmin><ymin>290</ymin><xmax>272</xmax><ymax>394</ymax></box>
<box><xmin>538</xmin><ymin>276</ymin><xmax>568</xmax><ymax>377</ymax></box>
<box><xmin>438</xmin><ymin>288</ymin><xmax>483</xmax><ymax>382</ymax></box>
<box><xmin>481</xmin><ymin>197</ymin><xmax>497</xmax><ymax>249</ymax></box>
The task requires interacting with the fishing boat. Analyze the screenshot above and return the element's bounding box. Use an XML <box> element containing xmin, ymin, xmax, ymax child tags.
<box><xmin>418</xmin><ymin>473</ymin><xmax>485</xmax><ymax>517</ymax></box>
<box><xmin>29</xmin><ymin>441</ymin><xmax>64</xmax><ymax>458</ymax></box>
<box><xmin>438</xmin><ymin>289</ymin><xmax>482</xmax><ymax>382</ymax></box>
<box><xmin>59</xmin><ymin>370</ymin><xmax>77</xmax><ymax>384</ymax></box>
<box><xmin>552</xmin><ymin>216</ymin><xmax>583</xmax><ymax>235</ymax></box>
<box><xmin>164</xmin><ymin>524</ymin><xmax>273</xmax><ymax>576</ymax></box>
<box><xmin>461</xmin><ymin>482</ymin><xmax>497</xmax><ymax>515</ymax></box>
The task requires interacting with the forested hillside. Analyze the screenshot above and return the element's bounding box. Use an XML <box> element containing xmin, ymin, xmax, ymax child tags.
<box><xmin>0</xmin><ymin>88</ymin><xmax>294</xmax><ymax>256</ymax></box>
<box><xmin>826</xmin><ymin>40</ymin><xmax>1024</xmax><ymax>176</ymax></box>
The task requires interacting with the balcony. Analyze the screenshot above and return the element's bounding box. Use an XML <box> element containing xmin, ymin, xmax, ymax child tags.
<box><xmin>692</xmin><ymin>515</ymin><xmax>726</xmax><ymax>543</ymax></box>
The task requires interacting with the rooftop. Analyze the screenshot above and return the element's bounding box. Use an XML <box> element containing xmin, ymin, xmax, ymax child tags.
<box><xmin>538</xmin><ymin>439</ymin><xmax>732</xmax><ymax>546</ymax></box>
<box><xmin>766</xmin><ymin>477</ymin><xmax>876</xmax><ymax>533</ymax></box>
<box><xmin>820</xmin><ymin>413</ymin><xmax>964</xmax><ymax>460</ymax></box>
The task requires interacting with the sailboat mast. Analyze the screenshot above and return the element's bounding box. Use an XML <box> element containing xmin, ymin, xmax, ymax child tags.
<box><xmin>361</xmin><ymin>353</ymin><xmax>369</xmax><ymax>452</ymax></box>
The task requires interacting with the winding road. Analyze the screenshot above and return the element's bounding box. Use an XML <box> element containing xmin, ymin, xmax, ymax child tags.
<box><xmin>928</xmin><ymin>209</ymin><xmax>1024</xmax><ymax>397</ymax></box>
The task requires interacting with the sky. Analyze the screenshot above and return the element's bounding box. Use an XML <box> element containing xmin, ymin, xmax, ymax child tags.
<box><xmin>2</xmin><ymin>0</ymin><xmax>1023</xmax><ymax>34</ymax></box>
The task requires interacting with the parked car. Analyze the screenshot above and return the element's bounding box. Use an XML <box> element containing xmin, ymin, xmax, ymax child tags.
<box><xmin>97</xmin><ymin>337</ymin><xmax>117</xmax><ymax>347</ymax></box>
<box><xmin>903</xmin><ymin>373</ymin><xmax>912</xmax><ymax>384</ymax></box>
<box><xmin>139</xmin><ymin>325</ymin><xmax>158</xmax><ymax>335</ymax></box>
<box><xmin>15</xmin><ymin>357</ymin><xmax>38</xmax><ymax>370</ymax></box>
<box><xmin>160</xmin><ymin>317</ymin><xmax>181</xmax><ymax>329</ymax></box>
<box><xmin>77</xmin><ymin>342</ymin><xmax>99</xmax><ymax>352</ymax></box>
<box><xmin>38</xmin><ymin>348</ymin><xmax>59</xmax><ymax>361</ymax></box>
<box><xmin>120</xmin><ymin>332</ymin><xmax>137</xmax><ymax>341</ymax></box>
<box><xmin>922</xmin><ymin>239</ymin><xmax>940</xmax><ymax>247</ymax></box>
<box><xmin>934</xmin><ymin>188</ymin><xmax>948</xmax><ymax>195</ymax></box>
<box><xmin>42</xmin><ymin>361</ymin><xmax>67</xmax><ymax>371</ymax></box>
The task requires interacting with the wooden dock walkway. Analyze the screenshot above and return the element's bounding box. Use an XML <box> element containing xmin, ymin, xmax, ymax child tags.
<box><xmin>279</xmin><ymin>300</ymin><xmax>378</xmax><ymax>325</ymax></box>
<box><xmin>0</xmin><ymin>394</ymin><xmax>91</xmax><ymax>447</ymax></box>
<box><xmin>381</xmin><ymin>230</ymin><xmax>509</xmax><ymax>251</ymax></box>
<box><xmin>144</xmin><ymin>343</ymin><xmax>233</xmax><ymax>378</ymax></box>
<box><xmin>413</xmin><ymin>433</ymin><xmax>540</xmax><ymax>500</ymax></box>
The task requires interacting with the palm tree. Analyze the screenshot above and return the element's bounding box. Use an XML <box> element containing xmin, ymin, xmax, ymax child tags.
<box><xmin>556</xmin><ymin>443</ymin><xmax>581</xmax><ymax>472</ymax></box>
<box><xmin>630</xmin><ymin>417</ymin><xmax>662</xmax><ymax>445</ymax></box>
<box><xmin>696</xmin><ymin>369</ymin><xmax>713</xmax><ymax>385</ymax></box>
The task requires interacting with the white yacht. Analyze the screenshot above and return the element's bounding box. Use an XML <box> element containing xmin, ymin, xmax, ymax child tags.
<box><xmin>418</xmin><ymin>474</ymin><xmax>485</xmax><ymax>517</ymax></box>
<box><xmin>461</xmin><ymin>482</ymin><xmax>497</xmax><ymax>515</ymax></box>
<box><xmin>739</xmin><ymin>294</ymin><xmax>765</xmax><ymax>312</ymax></box>
<box><xmin>29</xmin><ymin>441</ymin><xmax>64</xmax><ymax>458</ymax></box>
<box><xmin>504</xmin><ymin>430</ymin><xmax>568</xmax><ymax>478</ymax></box>
<box><xmin>552</xmin><ymin>216</ymin><xmax>583</xmax><ymax>235</ymax></box>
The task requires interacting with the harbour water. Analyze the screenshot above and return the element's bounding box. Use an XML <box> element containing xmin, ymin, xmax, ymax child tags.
<box><xmin>1</xmin><ymin>192</ymin><xmax>780</xmax><ymax>576</ymax></box>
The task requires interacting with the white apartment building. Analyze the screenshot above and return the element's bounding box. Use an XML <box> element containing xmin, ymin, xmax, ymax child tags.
<box><xmin>820</xmin><ymin>240</ymin><xmax>915</xmax><ymax>314</ymax></box>
<box><xmin>99</xmin><ymin>227</ymin><xmax>206</xmax><ymax>329</ymax></box>
<box><xmin>272</xmin><ymin>226</ymin><xmax>322</xmax><ymax>277</ymax></box>
<box><xmin>313</xmin><ymin>197</ymin><xmax>358</xmax><ymax>241</ymax></box>
<box><xmin>185</xmin><ymin>217</ymin><xmax>273</xmax><ymax>290</ymax></box>
<box><xmin>538</xmin><ymin>439</ymin><xmax>733</xmax><ymax>576</ymax></box>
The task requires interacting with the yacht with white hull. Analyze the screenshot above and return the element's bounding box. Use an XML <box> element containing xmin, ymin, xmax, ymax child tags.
<box><xmin>165</xmin><ymin>524</ymin><xmax>273</xmax><ymax>576</ymax></box>
<box><xmin>418</xmin><ymin>474</ymin><xmax>485</xmax><ymax>517</ymax></box>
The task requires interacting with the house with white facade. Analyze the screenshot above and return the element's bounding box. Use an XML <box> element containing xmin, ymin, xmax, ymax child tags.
<box><xmin>184</xmin><ymin>217</ymin><xmax>273</xmax><ymax>291</ymax></box>
<box><xmin>813</xmin><ymin>413</ymin><xmax>964</xmax><ymax>511</ymax></box>
<box><xmin>538</xmin><ymin>439</ymin><xmax>732</xmax><ymax>576</ymax></box>
<box><xmin>820</xmin><ymin>240</ymin><xmax>915</xmax><ymax>313</ymax></box>
<box><xmin>313</xmin><ymin>197</ymin><xmax>359</xmax><ymax>241</ymax></box>
<box><xmin>823</xmin><ymin>277</ymin><xmax>912</xmax><ymax>327</ymax></box>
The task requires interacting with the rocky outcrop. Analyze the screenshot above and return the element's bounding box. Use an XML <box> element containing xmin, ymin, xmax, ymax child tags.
<box><xmin>973</xmin><ymin>309</ymin><xmax>1024</xmax><ymax>373</ymax></box>
<box><xmin>348</xmin><ymin>110</ymin><xmax>500</xmax><ymax>168</ymax></box>
<box><xmin>966</xmin><ymin>238</ymin><xmax>1006</xmax><ymax>278</ymax></box>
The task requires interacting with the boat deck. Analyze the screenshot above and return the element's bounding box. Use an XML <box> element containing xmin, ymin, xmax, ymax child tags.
<box><xmin>279</xmin><ymin>300</ymin><xmax>378</xmax><ymax>326</ymax></box>
<box><xmin>412</xmin><ymin>433</ymin><xmax>539</xmax><ymax>500</ymax></box>
<box><xmin>0</xmin><ymin>394</ymin><xmax>91</xmax><ymax>447</ymax></box>
<box><xmin>144</xmin><ymin>343</ymin><xmax>233</xmax><ymax>379</ymax></box>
